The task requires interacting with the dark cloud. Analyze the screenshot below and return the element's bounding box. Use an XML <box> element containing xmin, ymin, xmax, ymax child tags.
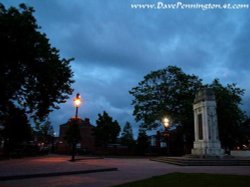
<box><xmin>2</xmin><ymin>0</ymin><xmax>250</xmax><ymax>134</ymax></box>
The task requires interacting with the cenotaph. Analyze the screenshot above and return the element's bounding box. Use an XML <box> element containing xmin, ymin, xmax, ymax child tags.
<box><xmin>191</xmin><ymin>88</ymin><xmax>224</xmax><ymax>156</ymax></box>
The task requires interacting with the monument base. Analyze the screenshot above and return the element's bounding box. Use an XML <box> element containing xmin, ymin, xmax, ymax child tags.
<box><xmin>230</xmin><ymin>150</ymin><xmax>250</xmax><ymax>158</ymax></box>
<box><xmin>150</xmin><ymin>156</ymin><xmax>250</xmax><ymax>166</ymax></box>
<box><xmin>191</xmin><ymin>141</ymin><xmax>224</xmax><ymax>156</ymax></box>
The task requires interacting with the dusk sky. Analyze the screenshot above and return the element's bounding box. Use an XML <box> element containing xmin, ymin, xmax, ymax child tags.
<box><xmin>3</xmin><ymin>0</ymin><xmax>250</xmax><ymax>135</ymax></box>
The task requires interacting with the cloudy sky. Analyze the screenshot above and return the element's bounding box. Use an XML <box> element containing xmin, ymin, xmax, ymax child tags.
<box><xmin>3</xmin><ymin>0</ymin><xmax>250</xmax><ymax>135</ymax></box>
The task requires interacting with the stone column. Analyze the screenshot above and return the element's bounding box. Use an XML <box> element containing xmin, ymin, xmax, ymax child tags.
<box><xmin>191</xmin><ymin>88</ymin><xmax>224</xmax><ymax>156</ymax></box>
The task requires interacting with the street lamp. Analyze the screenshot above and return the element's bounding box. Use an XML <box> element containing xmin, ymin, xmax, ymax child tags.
<box><xmin>74</xmin><ymin>93</ymin><xmax>81</xmax><ymax>118</ymax></box>
<box><xmin>70</xmin><ymin>93</ymin><xmax>82</xmax><ymax>161</ymax></box>
<box><xmin>162</xmin><ymin>117</ymin><xmax>170</xmax><ymax>155</ymax></box>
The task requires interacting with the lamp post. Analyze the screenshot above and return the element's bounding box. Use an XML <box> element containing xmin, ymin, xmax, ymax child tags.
<box><xmin>74</xmin><ymin>93</ymin><xmax>81</xmax><ymax>118</ymax></box>
<box><xmin>162</xmin><ymin>117</ymin><xmax>170</xmax><ymax>156</ymax></box>
<box><xmin>71</xmin><ymin>93</ymin><xmax>82</xmax><ymax>161</ymax></box>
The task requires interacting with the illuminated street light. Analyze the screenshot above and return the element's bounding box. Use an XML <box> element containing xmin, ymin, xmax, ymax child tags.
<box><xmin>70</xmin><ymin>93</ymin><xmax>82</xmax><ymax>162</ymax></box>
<box><xmin>162</xmin><ymin>117</ymin><xmax>170</xmax><ymax>155</ymax></box>
<box><xmin>73</xmin><ymin>93</ymin><xmax>82</xmax><ymax>118</ymax></box>
<box><xmin>162</xmin><ymin>117</ymin><xmax>170</xmax><ymax>128</ymax></box>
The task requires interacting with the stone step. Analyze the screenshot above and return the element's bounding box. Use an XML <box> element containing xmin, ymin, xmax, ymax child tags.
<box><xmin>150</xmin><ymin>156</ymin><xmax>250</xmax><ymax>166</ymax></box>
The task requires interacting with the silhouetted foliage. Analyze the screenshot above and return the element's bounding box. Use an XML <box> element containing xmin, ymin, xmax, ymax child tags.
<box><xmin>209</xmin><ymin>79</ymin><xmax>247</xmax><ymax>149</ymax></box>
<box><xmin>94</xmin><ymin>111</ymin><xmax>121</xmax><ymax>147</ymax></box>
<box><xmin>0</xmin><ymin>3</ymin><xmax>74</xmax><ymax>127</ymax></box>
<box><xmin>120</xmin><ymin>122</ymin><xmax>135</xmax><ymax>148</ymax></box>
<box><xmin>2</xmin><ymin>103</ymin><xmax>33</xmax><ymax>156</ymax></box>
<box><xmin>136</xmin><ymin>127</ymin><xmax>150</xmax><ymax>155</ymax></box>
<box><xmin>240</xmin><ymin>118</ymin><xmax>250</xmax><ymax>149</ymax></box>
<box><xmin>34</xmin><ymin>120</ymin><xmax>54</xmax><ymax>144</ymax></box>
<box><xmin>130</xmin><ymin>66</ymin><xmax>247</xmax><ymax>152</ymax></box>
<box><xmin>130</xmin><ymin>66</ymin><xmax>203</xmax><ymax>150</ymax></box>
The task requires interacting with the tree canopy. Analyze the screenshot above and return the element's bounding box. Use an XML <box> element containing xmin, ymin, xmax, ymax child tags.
<box><xmin>93</xmin><ymin>111</ymin><xmax>121</xmax><ymax>147</ymax></box>
<box><xmin>129</xmin><ymin>66</ymin><xmax>203</xmax><ymax>147</ymax></box>
<box><xmin>130</xmin><ymin>66</ymin><xmax>203</xmax><ymax>128</ymax></box>
<box><xmin>130</xmin><ymin>65</ymin><xmax>247</xmax><ymax>150</ymax></box>
<box><xmin>34</xmin><ymin>120</ymin><xmax>54</xmax><ymax>144</ymax></box>
<box><xmin>209</xmin><ymin>79</ymin><xmax>247</xmax><ymax>149</ymax></box>
<box><xmin>120</xmin><ymin>122</ymin><xmax>135</xmax><ymax>147</ymax></box>
<box><xmin>136</xmin><ymin>127</ymin><xmax>150</xmax><ymax>155</ymax></box>
<box><xmin>2</xmin><ymin>104</ymin><xmax>33</xmax><ymax>152</ymax></box>
<box><xmin>0</xmin><ymin>3</ymin><xmax>74</xmax><ymax>125</ymax></box>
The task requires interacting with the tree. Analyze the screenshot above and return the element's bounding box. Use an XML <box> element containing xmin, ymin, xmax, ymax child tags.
<box><xmin>120</xmin><ymin>122</ymin><xmax>135</xmax><ymax>147</ymax></box>
<box><xmin>129</xmin><ymin>66</ymin><xmax>203</xmax><ymax>149</ymax></box>
<box><xmin>34</xmin><ymin>120</ymin><xmax>54</xmax><ymax>144</ymax></box>
<box><xmin>209</xmin><ymin>79</ymin><xmax>247</xmax><ymax>149</ymax></box>
<box><xmin>136</xmin><ymin>127</ymin><xmax>149</xmax><ymax>155</ymax></box>
<box><xmin>130</xmin><ymin>65</ymin><xmax>247</xmax><ymax>152</ymax></box>
<box><xmin>0</xmin><ymin>3</ymin><xmax>74</xmax><ymax>125</ymax></box>
<box><xmin>93</xmin><ymin>111</ymin><xmax>121</xmax><ymax>147</ymax></box>
<box><xmin>2</xmin><ymin>103</ymin><xmax>33</xmax><ymax>156</ymax></box>
<box><xmin>240</xmin><ymin>118</ymin><xmax>250</xmax><ymax>149</ymax></box>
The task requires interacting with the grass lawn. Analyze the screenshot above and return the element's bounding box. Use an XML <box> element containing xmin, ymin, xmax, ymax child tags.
<box><xmin>113</xmin><ymin>172</ymin><xmax>250</xmax><ymax>187</ymax></box>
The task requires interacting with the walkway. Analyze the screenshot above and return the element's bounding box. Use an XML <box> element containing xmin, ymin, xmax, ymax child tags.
<box><xmin>0</xmin><ymin>155</ymin><xmax>250</xmax><ymax>187</ymax></box>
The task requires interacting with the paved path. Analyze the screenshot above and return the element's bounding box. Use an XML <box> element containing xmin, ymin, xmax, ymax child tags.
<box><xmin>1</xmin><ymin>155</ymin><xmax>250</xmax><ymax>187</ymax></box>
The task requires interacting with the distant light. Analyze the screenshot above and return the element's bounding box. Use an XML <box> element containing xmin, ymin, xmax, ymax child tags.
<box><xmin>162</xmin><ymin>117</ymin><xmax>170</xmax><ymax>128</ymax></box>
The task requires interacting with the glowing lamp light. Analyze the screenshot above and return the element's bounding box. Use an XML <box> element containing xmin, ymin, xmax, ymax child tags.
<box><xmin>162</xmin><ymin>117</ymin><xmax>170</xmax><ymax>128</ymax></box>
<box><xmin>74</xmin><ymin>98</ymin><xmax>81</xmax><ymax>107</ymax></box>
<box><xmin>73</xmin><ymin>93</ymin><xmax>82</xmax><ymax>118</ymax></box>
<box><xmin>74</xmin><ymin>93</ymin><xmax>81</xmax><ymax>107</ymax></box>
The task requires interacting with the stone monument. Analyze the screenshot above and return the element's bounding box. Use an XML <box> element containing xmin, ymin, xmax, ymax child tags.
<box><xmin>191</xmin><ymin>88</ymin><xmax>224</xmax><ymax>156</ymax></box>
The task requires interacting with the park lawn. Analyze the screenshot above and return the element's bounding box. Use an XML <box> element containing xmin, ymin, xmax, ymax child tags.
<box><xmin>114</xmin><ymin>172</ymin><xmax>250</xmax><ymax>187</ymax></box>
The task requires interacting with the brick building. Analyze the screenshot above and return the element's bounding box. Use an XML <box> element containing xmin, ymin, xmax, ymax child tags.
<box><xmin>58</xmin><ymin>118</ymin><xmax>95</xmax><ymax>154</ymax></box>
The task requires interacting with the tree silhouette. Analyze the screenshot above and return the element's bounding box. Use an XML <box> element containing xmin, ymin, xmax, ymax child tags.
<box><xmin>130</xmin><ymin>66</ymin><xmax>203</xmax><ymax>149</ymax></box>
<box><xmin>130</xmin><ymin>66</ymin><xmax>247</xmax><ymax>152</ymax></box>
<box><xmin>2</xmin><ymin>103</ymin><xmax>33</xmax><ymax>156</ymax></box>
<box><xmin>209</xmin><ymin>79</ymin><xmax>247</xmax><ymax>149</ymax></box>
<box><xmin>34</xmin><ymin>120</ymin><xmax>54</xmax><ymax>145</ymax></box>
<box><xmin>136</xmin><ymin>127</ymin><xmax>149</xmax><ymax>155</ymax></box>
<box><xmin>93</xmin><ymin>111</ymin><xmax>121</xmax><ymax>147</ymax></box>
<box><xmin>120</xmin><ymin>122</ymin><xmax>135</xmax><ymax>148</ymax></box>
<box><xmin>0</xmin><ymin>3</ymin><xmax>74</xmax><ymax>126</ymax></box>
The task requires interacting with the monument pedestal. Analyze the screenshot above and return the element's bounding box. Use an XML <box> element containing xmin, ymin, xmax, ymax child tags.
<box><xmin>192</xmin><ymin>141</ymin><xmax>224</xmax><ymax>156</ymax></box>
<box><xmin>191</xmin><ymin>89</ymin><xmax>224</xmax><ymax>157</ymax></box>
